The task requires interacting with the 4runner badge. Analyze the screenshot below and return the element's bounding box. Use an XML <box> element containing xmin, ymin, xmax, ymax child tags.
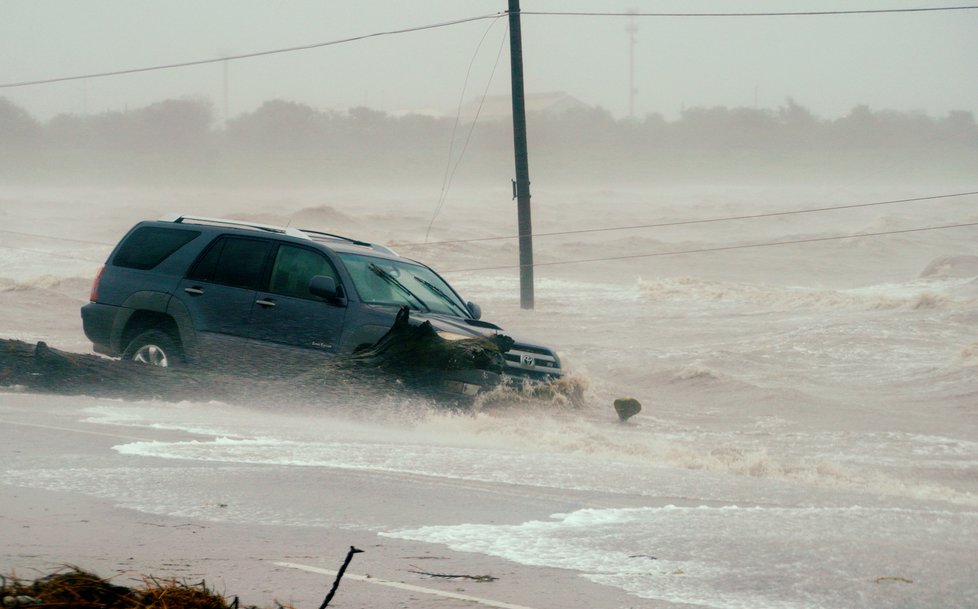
<box><xmin>520</xmin><ymin>354</ymin><xmax>536</xmax><ymax>368</ymax></box>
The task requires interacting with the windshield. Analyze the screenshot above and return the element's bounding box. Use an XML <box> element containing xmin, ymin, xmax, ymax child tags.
<box><xmin>338</xmin><ymin>252</ymin><xmax>470</xmax><ymax>317</ymax></box>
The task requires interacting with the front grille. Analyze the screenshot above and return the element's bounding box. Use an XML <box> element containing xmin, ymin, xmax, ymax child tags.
<box><xmin>503</xmin><ymin>344</ymin><xmax>561</xmax><ymax>379</ymax></box>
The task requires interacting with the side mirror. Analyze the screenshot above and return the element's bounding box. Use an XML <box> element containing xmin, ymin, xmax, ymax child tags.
<box><xmin>467</xmin><ymin>301</ymin><xmax>482</xmax><ymax>320</ymax></box>
<box><xmin>309</xmin><ymin>275</ymin><xmax>342</xmax><ymax>301</ymax></box>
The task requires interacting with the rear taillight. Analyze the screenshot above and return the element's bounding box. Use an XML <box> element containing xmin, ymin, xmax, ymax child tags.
<box><xmin>89</xmin><ymin>264</ymin><xmax>105</xmax><ymax>302</ymax></box>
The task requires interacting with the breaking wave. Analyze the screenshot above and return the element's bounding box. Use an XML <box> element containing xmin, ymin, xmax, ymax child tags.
<box><xmin>919</xmin><ymin>255</ymin><xmax>978</xmax><ymax>278</ymax></box>
<box><xmin>0</xmin><ymin>275</ymin><xmax>82</xmax><ymax>292</ymax></box>
<box><xmin>637</xmin><ymin>276</ymin><xmax>964</xmax><ymax>311</ymax></box>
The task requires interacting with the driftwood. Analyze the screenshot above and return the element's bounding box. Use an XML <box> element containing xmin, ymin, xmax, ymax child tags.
<box><xmin>0</xmin><ymin>339</ymin><xmax>324</xmax><ymax>403</ymax></box>
<box><xmin>406</xmin><ymin>567</ymin><xmax>498</xmax><ymax>582</ymax></box>
<box><xmin>317</xmin><ymin>547</ymin><xmax>362</xmax><ymax>609</ymax></box>
<box><xmin>0</xmin><ymin>308</ymin><xmax>512</xmax><ymax>403</ymax></box>
<box><xmin>0</xmin><ymin>339</ymin><xmax>211</xmax><ymax>400</ymax></box>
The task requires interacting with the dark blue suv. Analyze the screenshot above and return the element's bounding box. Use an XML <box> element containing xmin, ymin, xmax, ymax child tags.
<box><xmin>81</xmin><ymin>215</ymin><xmax>561</xmax><ymax>394</ymax></box>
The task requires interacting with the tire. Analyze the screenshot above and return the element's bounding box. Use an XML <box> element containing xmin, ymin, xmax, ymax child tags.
<box><xmin>123</xmin><ymin>330</ymin><xmax>182</xmax><ymax>368</ymax></box>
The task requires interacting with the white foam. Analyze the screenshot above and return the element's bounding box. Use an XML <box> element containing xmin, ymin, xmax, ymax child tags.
<box><xmin>385</xmin><ymin>505</ymin><xmax>978</xmax><ymax>609</ymax></box>
<box><xmin>102</xmin><ymin>403</ymin><xmax>978</xmax><ymax>509</ymax></box>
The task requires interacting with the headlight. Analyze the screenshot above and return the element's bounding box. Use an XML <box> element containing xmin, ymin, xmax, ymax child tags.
<box><xmin>436</xmin><ymin>330</ymin><xmax>472</xmax><ymax>342</ymax></box>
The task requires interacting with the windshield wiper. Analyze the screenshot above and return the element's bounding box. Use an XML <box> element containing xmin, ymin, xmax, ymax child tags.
<box><xmin>369</xmin><ymin>263</ymin><xmax>429</xmax><ymax>312</ymax></box>
<box><xmin>412</xmin><ymin>275</ymin><xmax>470</xmax><ymax>318</ymax></box>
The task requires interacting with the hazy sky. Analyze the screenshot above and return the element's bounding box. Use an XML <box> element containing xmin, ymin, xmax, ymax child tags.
<box><xmin>2</xmin><ymin>0</ymin><xmax>976</xmax><ymax>122</ymax></box>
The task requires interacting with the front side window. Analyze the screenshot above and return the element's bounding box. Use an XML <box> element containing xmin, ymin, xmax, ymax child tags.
<box><xmin>338</xmin><ymin>252</ymin><xmax>470</xmax><ymax>318</ymax></box>
<box><xmin>269</xmin><ymin>245</ymin><xmax>338</xmax><ymax>300</ymax></box>
<box><xmin>187</xmin><ymin>236</ymin><xmax>272</xmax><ymax>289</ymax></box>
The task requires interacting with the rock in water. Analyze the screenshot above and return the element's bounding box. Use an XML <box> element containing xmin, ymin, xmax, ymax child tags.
<box><xmin>614</xmin><ymin>397</ymin><xmax>642</xmax><ymax>421</ymax></box>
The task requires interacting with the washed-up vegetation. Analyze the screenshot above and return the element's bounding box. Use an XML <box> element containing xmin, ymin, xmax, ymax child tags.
<box><xmin>3</xmin><ymin>548</ymin><xmax>369</xmax><ymax>609</ymax></box>
<box><xmin>1</xmin><ymin>568</ymin><xmax>259</xmax><ymax>609</ymax></box>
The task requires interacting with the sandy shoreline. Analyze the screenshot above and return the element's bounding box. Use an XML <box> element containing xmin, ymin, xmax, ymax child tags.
<box><xmin>0</xmin><ymin>392</ymin><xmax>651</xmax><ymax>609</ymax></box>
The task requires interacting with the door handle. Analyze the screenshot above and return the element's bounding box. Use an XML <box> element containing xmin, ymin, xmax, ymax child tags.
<box><xmin>184</xmin><ymin>286</ymin><xmax>204</xmax><ymax>295</ymax></box>
<box><xmin>255</xmin><ymin>298</ymin><xmax>276</xmax><ymax>308</ymax></box>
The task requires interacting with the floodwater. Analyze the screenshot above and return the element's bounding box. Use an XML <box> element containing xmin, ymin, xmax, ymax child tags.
<box><xmin>2</xmin><ymin>182</ymin><xmax>977</xmax><ymax>608</ymax></box>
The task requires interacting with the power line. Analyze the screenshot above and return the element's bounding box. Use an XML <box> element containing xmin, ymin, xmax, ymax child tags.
<box><xmin>426</xmin><ymin>18</ymin><xmax>508</xmax><ymax>242</ymax></box>
<box><xmin>0</xmin><ymin>13</ymin><xmax>504</xmax><ymax>90</ymax></box>
<box><xmin>0</xmin><ymin>244</ymin><xmax>106</xmax><ymax>264</ymax></box>
<box><xmin>0</xmin><ymin>229</ymin><xmax>114</xmax><ymax>247</ymax></box>
<box><xmin>398</xmin><ymin>190</ymin><xmax>978</xmax><ymax>248</ymax></box>
<box><xmin>521</xmin><ymin>6</ymin><xmax>978</xmax><ymax>18</ymax></box>
<box><xmin>3</xmin><ymin>217</ymin><xmax>975</xmax><ymax>272</ymax></box>
<box><xmin>439</xmin><ymin>221</ymin><xmax>978</xmax><ymax>273</ymax></box>
<box><xmin>4</xmin><ymin>5</ymin><xmax>969</xmax><ymax>91</ymax></box>
<box><xmin>2</xmin><ymin>190</ymin><xmax>975</xmax><ymax>253</ymax></box>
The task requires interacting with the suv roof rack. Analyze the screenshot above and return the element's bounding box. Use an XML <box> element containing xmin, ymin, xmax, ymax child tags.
<box><xmin>159</xmin><ymin>214</ymin><xmax>311</xmax><ymax>240</ymax></box>
<box><xmin>158</xmin><ymin>213</ymin><xmax>397</xmax><ymax>255</ymax></box>
<box><xmin>300</xmin><ymin>228</ymin><xmax>397</xmax><ymax>255</ymax></box>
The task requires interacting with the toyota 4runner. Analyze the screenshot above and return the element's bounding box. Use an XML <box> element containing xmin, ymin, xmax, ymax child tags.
<box><xmin>81</xmin><ymin>214</ymin><xmax>561</xmax><ymax>394</ymax></box>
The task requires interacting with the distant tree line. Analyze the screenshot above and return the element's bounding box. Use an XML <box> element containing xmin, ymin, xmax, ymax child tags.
<box><xmin>1</xmin><ymin>96</ymin><xmax>975</xmax><ymax>186</ymax></box>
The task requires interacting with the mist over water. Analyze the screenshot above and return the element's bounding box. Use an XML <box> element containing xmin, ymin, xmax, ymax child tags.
<box><xmin>2</xmin><ymin>166</ymin><xmax>977</xmax><ymax>608</ymax></box>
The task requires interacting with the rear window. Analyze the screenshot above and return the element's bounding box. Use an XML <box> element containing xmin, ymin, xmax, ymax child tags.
<box><xmin>113</xmin><ymin>226</ymin><xmax>200</xmax><ymax>270</ymax></box>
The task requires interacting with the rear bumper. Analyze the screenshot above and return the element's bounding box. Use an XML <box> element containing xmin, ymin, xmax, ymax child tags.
<box><xmin>81</xmin><ymin>302</ymin><xmax>122</xmax><ymax>356</ymax></box>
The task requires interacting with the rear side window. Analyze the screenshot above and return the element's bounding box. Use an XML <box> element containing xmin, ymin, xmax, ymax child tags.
<box><xmin>113</xmin><ymin>227</ymin><xmax>200</xmax><ymax>270</ymax></box>
<box><xmin>187</xmin><ymin>236</ymin><xmax>273</xmax><ymax>289</ymax></box>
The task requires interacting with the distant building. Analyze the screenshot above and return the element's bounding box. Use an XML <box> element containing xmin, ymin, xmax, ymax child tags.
<box><xmin>454</xmin><ymin>91</ymin><xmax>590</xmax><ymax>122</ymax></box>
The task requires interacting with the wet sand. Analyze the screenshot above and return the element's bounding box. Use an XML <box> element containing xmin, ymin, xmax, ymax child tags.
<box><xmin>0</xmin><ymin>393</ymin><xmax>649</xmax><ymax>609</ymax></box>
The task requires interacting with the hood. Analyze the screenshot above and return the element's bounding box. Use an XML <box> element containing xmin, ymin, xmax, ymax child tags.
<box><xmin>412</xmin><ymin>312</ymin><xmax>503</xmax><ymax>338</ymax></box>
<box><xmin>413</xmin><ymin>312</ymin><xmax>555</xmax><ymax>355</ymax></box>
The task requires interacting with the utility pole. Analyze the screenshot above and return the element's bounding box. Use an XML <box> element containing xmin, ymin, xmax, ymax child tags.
<box><xmin>222</xmin><ymin>58</ymin><xmax>230</xmax><ymax>125</ymax></box>
<box><xmin>625</xmin><ymin>10</ymin><xmax>638</xmax><ymax>118</ymax></box>
<box><xmin>218</xmin><ymin>51</ymin><xmax>234</xmax><ymax>126</ymax></box>
<box><xmin>508</xmin><ymin>0</ymin><xmax>534</xmax><ymax>309</ymax></box>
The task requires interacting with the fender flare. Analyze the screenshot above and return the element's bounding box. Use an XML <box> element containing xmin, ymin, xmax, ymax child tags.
<box><xmin>110</xmin><ymin>291</ymin><xmax>168</xmax><ymax>352</ymax></box>
<box><xmin>111</xmin><ymin>291</ymin><xmax>197</xmax><ymax>362</ymax></box>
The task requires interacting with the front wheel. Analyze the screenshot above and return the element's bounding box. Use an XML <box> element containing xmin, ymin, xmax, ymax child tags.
<box><xmin>123</xmin><ymin>330</ymin><xmax>181</xmax><ymax>368</ymax></box>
